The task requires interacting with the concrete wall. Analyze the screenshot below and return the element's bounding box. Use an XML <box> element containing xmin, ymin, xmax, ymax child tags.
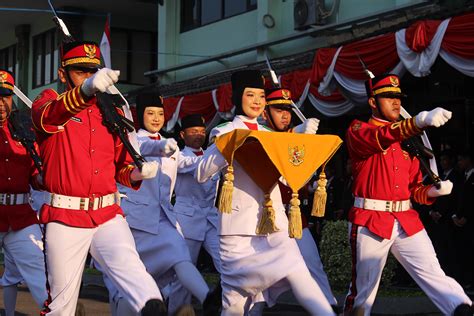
<box><xmin>156</xmin><ymin>0</ymin><xmax>428</xmax><ymax>84</ymax></box>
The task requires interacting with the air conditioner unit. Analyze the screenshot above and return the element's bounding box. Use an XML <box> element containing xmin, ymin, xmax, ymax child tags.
<box><xmin>294</xmin><ymin>0</ymin><xmax>326</xmax><ymax>30</ymax></box>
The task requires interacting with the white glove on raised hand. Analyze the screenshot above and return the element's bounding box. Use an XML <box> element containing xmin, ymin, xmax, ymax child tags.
<box><xmin>156</xmin><ymin>138</ymin><xmax>178</xmax><ymax>157</ymax></box>
<box><xmin>293</xmin><ymin>118</ymin><xmax>320</xmax><ymax>134</ymax></box>
<box><xmin>415</xmin><ymin>107</ymin><xmax>452</xmax><ymax>129</ymax></box>
<box><xmin>81</xmin><ymin>68</ymin><xmax>120</xmax><ymax>97</ymax></box>
<box><xmin>427</xmin><ymin>180</ymin><xmax>453</xmax><ymax>197</ymax></box>
<box><xmin>130</xmin><ymin>161</ymin><xmax>159</xmax><ymax>181</ymax></box>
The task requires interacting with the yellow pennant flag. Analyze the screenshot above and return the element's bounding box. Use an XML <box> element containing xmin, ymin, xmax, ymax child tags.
<box><xmin>215</xmin><ymin>129</ymin><xmax>342</xmax><ymax>238</ymax></box>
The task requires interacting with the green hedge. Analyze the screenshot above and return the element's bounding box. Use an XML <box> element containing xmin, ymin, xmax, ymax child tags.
<box><xmin>319</xmin><ymin>220</ymin><xmax>397</xmax><ymax>291</ymax></box>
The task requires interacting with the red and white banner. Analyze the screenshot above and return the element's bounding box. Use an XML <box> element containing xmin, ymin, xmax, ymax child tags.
<box><xmin>158</xmin><ymin>12</ymin><xmax>474</xmax><ymax>130</ymax></box>
<box><xmin>100</xmin><ymin>16</ymin><xmax>112</xmax><ymax>68</ymax></box>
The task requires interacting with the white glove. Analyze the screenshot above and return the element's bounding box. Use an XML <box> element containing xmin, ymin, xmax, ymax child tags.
<box><xmin>293</xmin><ymin>118</ymin><xmax>320</xmax><ymax>134</ymax></box>
<box><xmin>81</xmin><ymin>68</ymin><xmax>120</xmax><ymax>97</ymax></box>
<box><xmin>427</xmin><ymin>180</ymin><xmax>453</xmax><ymax>197</ymax></box>
<box><xmin>156</xmin><ymin>138</ymin><xmax>178</xmax><ymax>157</ymax></box>
<box><xmin>130</xmin><ymin>161</ymin><xmax>159</xmax><ymax>181</ymax></box>
<box><xmin>415</xmin><ymin>107</ymin><xmax>452</xmax><ymax>129</ymax></box>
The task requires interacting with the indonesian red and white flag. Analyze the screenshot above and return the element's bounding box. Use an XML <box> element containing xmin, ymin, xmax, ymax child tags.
<box><xmin>100</xmin><ymin>17</ymin><xmax>111</xmax><ymax>68</ymax></box>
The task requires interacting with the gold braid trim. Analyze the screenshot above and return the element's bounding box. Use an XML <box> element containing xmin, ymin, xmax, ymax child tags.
<box><xmin>288</xmin><ymin>192</ymin><xmax>302</xmax><ymax>239</ymax></box>
<box><xmin>218</xmin><ymin>166</ymin><xmax>234</xmax><ymax>213</ymax></box>
<box><xmin>256</xmin><ymin>193</ymin><xmax>278</xmax><ymax>235</ymax></box>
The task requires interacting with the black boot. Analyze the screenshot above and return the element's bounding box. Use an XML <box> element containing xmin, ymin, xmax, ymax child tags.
<box><xmin>202</xmin><ymin>283</ymin><xmax>222</xmax><ymax>316</ymax></box>
<box><xmin>453</xmin><ymin>304</ymin><xmax>474</xmax><ymax>316</ymax></box>
<box><xmin>141</xmin><ymin>299</ymin><xmax>167</xmax><ymax>316</ymax></box>
<box><xmin>331</xmin><ymin>304</ymin><xmax>342</xmax><ymax>315</ymax></box>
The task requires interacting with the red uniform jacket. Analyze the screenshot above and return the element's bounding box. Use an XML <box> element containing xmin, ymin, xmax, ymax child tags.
<box><xmin>32</xmin><ymin>86</ymin><xmax>139</xmax><ymax>228</ymax></box>
<box><xmin>346</xmin><ymin>116</ymin><xmax>435</xmax><ymax>239</ymax></box>
<box><xmin>0</xmin><ymin>120</ymin><xmax>41</xmax><ymax>232</ymax></box>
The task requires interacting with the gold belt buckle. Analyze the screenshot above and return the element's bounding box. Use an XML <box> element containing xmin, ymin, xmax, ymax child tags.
<box><xmin>88</xmin><ymin>195</ymin><xmax>96</xmax><ymax>211</ymax></box>
<box><xmin>394</xmin><ymin>201</ymin><xmax>402</xmax><ymax>212</ymax></box>
<box><xmin>79</xmin><ymin>198</ymin><xmax>87</xmax><ymax>211</ymax></box>
<box><xmin>385</xmin><ymin>201</ymin><xmax>392</xmax><ymax>212</ymax></box>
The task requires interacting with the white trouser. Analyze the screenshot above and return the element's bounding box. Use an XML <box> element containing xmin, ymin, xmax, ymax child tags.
<box><xmin>44</xmin><ymin>215</ymin><xmax>162</xmax><ymax>315</ymax></box>
<box><xmin>344</xmin><ymin>221</ymin><xmax>472</xmax><ymax>316</ymax></box>
<box><xmin>0</xmin><ymin>224</ymin><xmax>47</xmax><ymax>307</ymax></box>
<box><xmin>296</xmin><ymin>228</ymin><xmax>337</xmax><ymax>306</ymax></box>
<box><xmin>167</xmin><ymin>223</ymin><xmax>221</xmax><ymax>315</ymax></box>
<box><xmin>221</xmin><ymin>267</ymin><xmax>335</xmax><ymax>316</ymax></box>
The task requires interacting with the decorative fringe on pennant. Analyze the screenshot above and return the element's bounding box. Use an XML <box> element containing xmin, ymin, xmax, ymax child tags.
<box><xmin>311</xmin><ymin>171</ymin><xmax>327</xmax><ymax>217</ymax></box>
<box><xmin>256</xmin><ymin>193</ymin><xmax>278</xmax><ymax>235</ymax></box>
<box><xmin>218</xmin><ymin>166</ymin><xmax>234</xmax><ymax>213</ymax></box>
<box><xmin>288</xmin><ymin>192</ymin><xmax>302</xmax><ymax>239</ymax></box>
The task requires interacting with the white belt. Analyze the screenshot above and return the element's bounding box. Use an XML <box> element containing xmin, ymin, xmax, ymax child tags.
<box><xmin>0</xmin><ymin>193</ymin><xmax>30</xmax><ymax>205</ymax></box>
<box><xmin>46</xmin><ymin>192</ymin><xmax>117</xmax><ymax>211</ymax></box>
<box><xmin>354</xmin><ymin>197</ymin><xmax>411</xmax><ymax>213</ymax></box>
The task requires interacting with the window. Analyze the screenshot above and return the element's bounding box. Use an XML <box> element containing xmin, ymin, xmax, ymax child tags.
<box><xmin>32</xmin><ymin>29</ymin><xmax>59</xmax><ymax>88</ymax></box>
<box><xmin>110</xmin><ymin>28</ymin><xmax>157</xmax><ymax>85</ymax></box>
<box><xmin>0</xmin><ymin>44</ymin><xmax>17</xmax><ymax>75</ymax></box>
<box><xmin>181</xmin><ymin>0</ymin><xmax>257</xmax><ymax>32</ymax></box>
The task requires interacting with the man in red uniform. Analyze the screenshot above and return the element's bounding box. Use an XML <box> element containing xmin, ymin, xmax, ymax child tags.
<box><xmin>0</xmin><ymin>69</ymin><xmax>47</xmax><ymax>315</ymax></box>
<box><xmin>31</xmin><ymin>41</ymin><xmax>165</xmax><ymax>315</ymax></box>
<box><xmin>344</xmin><ymin>74</ymin><xmax>473</xmax><ymax>315</ymax></box>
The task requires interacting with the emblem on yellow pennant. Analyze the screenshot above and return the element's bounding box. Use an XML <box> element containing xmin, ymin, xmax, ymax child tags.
<box><xmin>282</xmin><ymin>89</ymin><xmax>290</xmax><ymax>99</ymax></box>
<box><xmin>390</xmin><ymin>76</ymin><xmax>399</xmax><ymax>87</ymax></box>
<box><xmin>0</xmin><ymin>72</ymin><xmax>7</xmax><ymax>84</ymax></box>
<box><xmin>288</xmin><ymin>144</ymin><xmax>305</xmax><ymax>166</ymax></box>
<box><xmin>84</xmin><ymin>44</ymin><xmax>97</xmax><ymax>59</ymax></box>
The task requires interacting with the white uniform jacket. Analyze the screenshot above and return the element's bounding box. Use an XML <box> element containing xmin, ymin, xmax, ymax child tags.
<box><xmin>195</xmin><ymin>115</ymin><xmax>289</xmax><ymax>236</ymax></box>
<box><xmin>174</xmin><ymin>146</ymin><xmax>219</xmax><ymax>241</ymax></box>
<box><xmin>120</xmin><ymin>129</ymin><xmax>198</xmax><ymax>234</ymax></box>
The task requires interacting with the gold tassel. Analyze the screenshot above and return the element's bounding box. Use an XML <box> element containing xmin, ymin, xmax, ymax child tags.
<box><xmin>288</xmin><ymin>192</ymin><xmax>303</xmax><ymax>239</ymax></box>
<box><xmin>218</xmin><ymin>166</ymin><xmax>234</xmax><ymax>213</ymax></box>
<box><xmin>311</xmin><ymin>171</ymin><xmax>327</xmax><ymax>217</ymax></box>
<box><xmin>256</xmin><ymin>193</ymin><xmax>278</xmax><ymax>235</ymax></box>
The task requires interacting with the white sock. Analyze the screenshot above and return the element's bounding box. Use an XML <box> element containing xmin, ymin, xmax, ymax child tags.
<box><xmin>174</xmin><ymin>261</ymin><xmax>209</xmax><ymax>303</ymax></box>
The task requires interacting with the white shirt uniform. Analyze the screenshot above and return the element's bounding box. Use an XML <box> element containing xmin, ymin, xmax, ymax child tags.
<box><xmin>103</xmin><ymin>129</ymin><xmax>201</xmax><ymax>315</ymax></box>
<box><xmin>120</xmin><ymin>129</ymin><xmax>200</xmax><ymax>285</ymax></box>
<box><xmin>174</xmin><ymin>146</ymin><xmax>219</xmax><ymax>242</ymax></box>
<box><xmin>196</xmin><ymin>116</ymin><xmax>331</xmax><ymax>311</ymax></box>
<box><xmin>167</xmin><ymin>146</ymin><xmax>222</xmax><ymax>314</ymax></box>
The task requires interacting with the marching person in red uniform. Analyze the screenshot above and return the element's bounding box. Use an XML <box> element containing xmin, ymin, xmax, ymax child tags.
<box><xmin>31</xmin><ymin>41</ymin><xmax>165</xmax><ymax>315</ymax></box>
<box><xmin>0</xmin><ymin>69</ymin><xmax>47</xmax><ymax>315</ymax></box>
<box><xmin>344</xmin><ymin>74</ymin><xmax>473</xmax><ymax>315</ymax></box>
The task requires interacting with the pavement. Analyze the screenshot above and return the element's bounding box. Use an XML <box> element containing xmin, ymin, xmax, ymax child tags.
<box><xmin>1</xmin><ymin>272</ymin><xmax>472</xmax><ymax>315</ymax></box>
